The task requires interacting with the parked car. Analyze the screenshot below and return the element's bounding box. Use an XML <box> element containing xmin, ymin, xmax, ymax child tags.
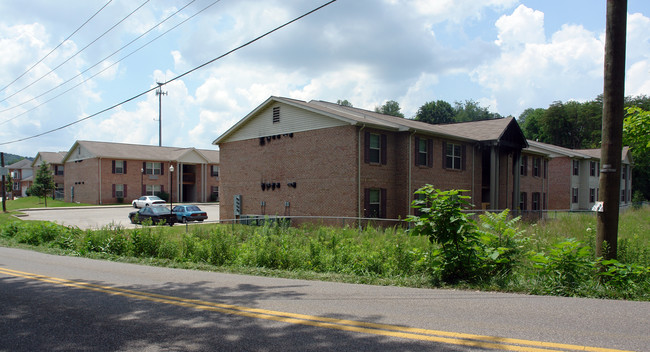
<box><xmin>132</xmin><ymin>195</ymin><xmax>166</xmax><ymax>208</ymax></box>
<box><xmin>129</xmin><ymin>206</ymin><xmax>176</xmax><ymax>226</ymax></box>
<box><xmin>172</xmin><ymin>205</ymin><xmax>208</xmax><ymax>223</ymax></box>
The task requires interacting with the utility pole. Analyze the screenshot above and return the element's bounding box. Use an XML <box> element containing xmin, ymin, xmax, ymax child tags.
<box><xmin>1</xmin><ymin>152</ymin><xmax>6</xmax><ymax>212</ymax></box>
<box><xmin>597</xmin><ymin>0</ymin><xmax>627</xmax><ymax>260</ymax></box>
<box><xmin>156</xmin><ymin>82</ymin><xmax>167</xmax><ymax>147</ymax></box>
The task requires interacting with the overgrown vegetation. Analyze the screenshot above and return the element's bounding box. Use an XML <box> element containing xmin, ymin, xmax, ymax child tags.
<box><xmin>0</xmin><ymin>191</ymin><xmax>648</xmax><ymax>300</ymax></box>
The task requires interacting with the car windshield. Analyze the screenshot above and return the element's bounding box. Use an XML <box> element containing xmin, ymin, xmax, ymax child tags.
<box><xmin>150</xmin><ymin>206</ymin><xmax>170</xmax><ymax>214</ymax></box>
<box><xmin>149</xmin><ymin>196</ymin><xmax>164</xmax><ymax>201</ymax></box>
<box><xmin>186</xmin><ymin>206</ymin><xmax>201</xmax><ymax>211</ymax></box>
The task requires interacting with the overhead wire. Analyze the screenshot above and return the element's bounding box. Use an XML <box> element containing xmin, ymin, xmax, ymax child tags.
<box><xmin>0</xmin><ymin>0</ymin><xmax>151</xmax><ymax>105</ymax></box>
<box><xmin>0</xmin><ymin>0</ymin><xmax>113</xmax><ymax>95</ymax></box>
<box><xmin>0</xmin><ymin>0</ymin><xmax>338</xmax><ymax>146</ymax></box>
<box><xmin>0</xmin><ymin>0</ymin><xmax>201</xmax><ymax>124</ymax></box>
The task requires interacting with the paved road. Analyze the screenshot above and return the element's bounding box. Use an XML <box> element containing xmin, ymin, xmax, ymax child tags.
<box><xmin>18</xmin><ymin>204</ymin><xmax>220</xmax><ymax>229</ymax></box>
<box><xmin>0</xmin><ymin>247</ymin><xmax>647</xmax><ymax>352</ymax></box>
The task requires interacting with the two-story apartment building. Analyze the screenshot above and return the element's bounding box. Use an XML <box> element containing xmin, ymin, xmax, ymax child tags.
<box><xmin>526</xmin><ymin>141</ymin><xmax>632</xmax><ymax>210</ymax></box>
<box><xmin>62</xmin><ymin>141</ymin><xmax>220</xmax><ymax>205</ymax></box>
<box><xmin>213</xmin><ymin>96</ymin><xmax>533</xmax><ymax>224</ymax></box>
<box><xmin>7</xmin><ymin>159</ymin><xmax>33</xmax><ymax>198</ymax></box>
<box><xmin>32</xmin><ymin>151</ymin><xmax>67</xmax><ymax>200</ymax></box>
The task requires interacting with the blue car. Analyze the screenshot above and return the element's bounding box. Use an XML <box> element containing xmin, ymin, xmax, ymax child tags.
<box><xmin>172</xmin><ymin>205</ymin><xmax>208</xmax><ymax>223</ymax></box>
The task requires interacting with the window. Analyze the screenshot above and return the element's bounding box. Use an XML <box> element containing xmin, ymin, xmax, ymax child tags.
<box><xmin>113</xmin><ymin>184</ymin><xmax>126</xmax><ymax>198</ymax></box>
<box><xmin>364</xmin><ymin>188</ymin><xmax>386</xmax><ymax>218</ymax></box>
<box><xmin>533</xmin><ymin>157</ymin><xmax>541</xmax><ymax>177</ymax></box>
<box><xmin>364</xmin><ymin>132</ymin><xmax>386</xmax><ymax>164</ymax></box>
<box><xmin>572</xmin><ymin>160</ymin><xmax>579</xmax><ymax>176</ymax></box>
<box><xmin>621</xmin><ymin>190</ymin><xmax>626</xmax><ymax>202</ymax></box>
<box><xmin>11</xmin><ymin>171</ymin><xmax>19</xmax><ymax>179</ymax></box>
<box><xmin>520</xmin><ymin>155</ymin><xmax>528</xmax><ymax>176</ymax></box>
<box><xmin>519</xmin><ymin>192</ymin><xmax>527</xmax><ymax>210</ymax></box>
<box><xmin>145</xmin><ymin>162</ymin><xmax>162</xmax><ymax>175</ymax></box>
<box><xmin>544</xmin><ymin>160</ymin><xmax>548</xmax><ymax>179</ymax></box>
<box><xmin>590</xmin><ymin>188</ymin><xmax>596</xmax><ymax>203</ymax></box>
<box><xmin>55</xmin><ymin>165</ymin><xmax>64</xmax><ymax>176</ymax></box>
<box><xmin>532</xmin><ymin>192</ymin><xmax>540</xmax><ymax>211</ymax></box>
<box><xmin>272</xmin><ymin>106</ymin><xmax>280</xmax><ymax>123</ymax></box>
<box><xmin>13</xmin><ymin>182</ymin><xmax>19</xmax><ymax>191</ymax></box>
<box><xmin>113</xmin><ymin>160</ymin><xmax>126</xmax><ymax>174</ymax></box>
<box><xmin>622</xmin><ymin>165</ymin><xmax>627</xmax><ymax>180</ymax></box>
<box><xmin>415</xmin><ymin>137</ymin><xmax>432</xmax><ymax>167</ymax></box>
<box><xmin>211</xmin><ymin>186</ymin><xmax>219</xmax><ymax>202</ymax></box>
<box><xmin>445</xmin><ymin>142</ymin><xmax>462</xmax><ymax>170</ymax></box>
<box><xmin>590</xmin><ymin>161</ymin><xmax>596</xmax><ymax>176</ymax></box>
<box><xmin>146</xmin><ymin>184</ymin><xmax>162</xmax><ymax>196</ymax></box>
<box><xmin>597</xmin><ymin>162</ymin><xmax>600</xmax><ymax>176</ymax></box>
<box><xmin>211</xmin><ymin>165</ymin><xmax>219</xmax><ymax>177</ymax></box>
<box><xmin>572</xmin><ymin>188</ymin><xmax>579</xmax><ymax>203</ymax></box>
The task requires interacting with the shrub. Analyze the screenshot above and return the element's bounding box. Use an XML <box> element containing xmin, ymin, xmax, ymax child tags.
<box><xmin>476</xmin><ymin>209</ymin><xmax>527</xmax><ymax>276</ymax></box>
<box><xmin>408</xmin><ymin>187</ymin><xmax>480</xmax><ymax>283</ymax></box>
<box><xmin>529</xmin><ymin>238</ymin><xmax>594</xmax><ymax>296</ymax></box>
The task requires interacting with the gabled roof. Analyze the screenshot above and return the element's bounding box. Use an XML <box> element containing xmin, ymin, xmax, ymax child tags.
<box><xmin>31</xmin><ymin>151</ymin><xmax>67</xmax><ymax>167</ymax></box>
<box><xmin>7</xmin><ymin>159</ymin><xmax>32</xmax><ymax>169</ymax></box>
<box><xmin>62</xmin><ymin>140</ymin><xmax>219</xmax><ymax>164</ymax></box>
<box><xmin>528</xmin><ymin>141</ymin><xmax>632</xmax><ymax>164</ymax></box>
<box><xmin>575</xmin><ymin>146</ymin><xmax>632</xmax><ymax>165</ymax></box>
<box><xmin>213</xmin><ymin>96</ymin><xmax>527</xmax><ymax>148</ymax></box>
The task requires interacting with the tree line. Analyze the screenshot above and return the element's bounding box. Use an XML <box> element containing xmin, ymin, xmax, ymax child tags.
<box><xmin>341</xmin><ymin>95</ymin><xmax>650</xmax><ymax>200</ymax></box>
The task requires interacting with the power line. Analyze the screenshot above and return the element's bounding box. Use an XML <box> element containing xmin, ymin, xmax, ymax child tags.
<box><xmin>0</xmin><ymin>0</ymin><xmax>199</xmax><ymax>120</ymax></box>
<box><xmin>0</xmin><ymin>0</ymin><xmax>338</xmax><ymax>146</ymax></box>
<box><xmin>0</xmin><ymin>0</ymin><xmax>150</xmax><ymax>105</ymax></box>
<box><xmin>0</xmin><ymin>0</ymin><xmax>113</xmax><ymax>95</ymax></box>
<box><xmin>0</xmin><ymin>0</ymin><xmax>222</xmax><ymax>127</ymax></box>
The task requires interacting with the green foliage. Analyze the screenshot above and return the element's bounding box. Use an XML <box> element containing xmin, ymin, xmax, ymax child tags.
<box><xmin>529</xmin><ymin>238</ymin><xmax>594</xmax><ymax>296</ymax></box>
<box><xmin>408</xmin><ymin>187</ymin><xmax>480</xmax><ymax>283</ymax></box>
<box><xmin>336</xmin><ymin>99</ymin><xmax>353</xmax><ymax>107</ymax></box>
<box><xmin>375</xmin><ymin>100</ymin><xmax>405</xmax><ymax>118</ymax></box>
<box><xmin>598</xmin><ymin>259</ymin><xmax>649</xmax><ymax>292</ymax></box>
<box><xmin>476</xmin><ymin>209</ymin><xmax>527</xmax><ymax>276</ymax></box>
<box><xmin>415</xmin><ymin>100</ymin><xmax>455</xmax><ymax>124</ymax></box>
<box><xmin>453</xmin><ymin>99</ymin><xmax>502</xmax><ymax>122</ymax></box>
<box><xmin>624</xmin><ymin>106</ymin><xmax>650</xmax><ymax>200</ymax></box>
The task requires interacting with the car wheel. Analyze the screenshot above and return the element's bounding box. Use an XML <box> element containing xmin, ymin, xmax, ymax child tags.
<box><xmin>133</xmin><ymin>203</ymin><xmax>137</xmax><ymax>208</ymax></box>
<box><xmin>145</xmin><ymin>203</ymin><xmax>150</xmax><ymax>207</ymax></box>
<box><xmin>130</xmin><ymin>216</ymin><xmax>136</xmax><ymax>224</ymax></box>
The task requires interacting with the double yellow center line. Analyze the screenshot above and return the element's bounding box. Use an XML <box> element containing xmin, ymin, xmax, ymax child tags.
<box><xmin>0</xmin><ymin>267</ymin><xmax>634</xmax><ymax>352</ymax></box>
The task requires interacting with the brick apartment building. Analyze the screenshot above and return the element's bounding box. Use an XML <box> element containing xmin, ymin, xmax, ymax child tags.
<box><xmin>527</xmin><ymin>141</ymin><xmax>633</xmax><ymax>210</ymax></box>
<box><xmin>32</xmin><ymin>151</ymin><xmax>67</xmax><ymax>199</ymax></box>
<box><xmin>62</xmin><ymin>141</ymin><xmax>220</xmax><ymax>205</ymax></box>
<box><xmin>213</xmin><ymin>96</ymin><xmax>539</xmax><ymax>223</ymax></box>
<box><xmin>7</xmin><ymin>158</ymin><xmax>33</xmax><ymax>198</ymax></box>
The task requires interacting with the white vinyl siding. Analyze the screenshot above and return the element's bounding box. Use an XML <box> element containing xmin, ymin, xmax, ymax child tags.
<box><xmin>225</xmin><ymin>103</ymin><xmax>348</xmax><ymax>142</ymax></box>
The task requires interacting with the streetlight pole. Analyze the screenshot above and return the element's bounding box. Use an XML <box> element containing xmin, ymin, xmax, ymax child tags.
<box><xmin>169</xmin><ymin>164</ymin><xmax>174</xmax><ymax>211</ymax></box>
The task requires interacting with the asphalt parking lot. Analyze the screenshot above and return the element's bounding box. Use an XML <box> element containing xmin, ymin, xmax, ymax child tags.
<box><xmin>19</xmin><ymin>204</ymin><xmax>220</xmax><ymax>230</ymax></box>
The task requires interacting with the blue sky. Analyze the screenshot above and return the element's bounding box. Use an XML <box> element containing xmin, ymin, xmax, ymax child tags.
<box><xmin>1</xmin><ymin>0</ymin><xmax>649</xmax><ymax>157</ymax></box>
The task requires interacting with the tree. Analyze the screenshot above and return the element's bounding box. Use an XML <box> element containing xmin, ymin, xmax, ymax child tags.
<box><xmin>415</xmin><ymin>100</ymin><xmax>454</xmax><ymax>124</ymax></box>
<box><xmin>375</xmin><ymin>100</ymin><xmax>404</xmax><ymax>118</ymax></box>
<box><xmin>623</xmin><ymin>107</ymin><xmax>650</xmax><ymax>200</ymax></box>
<box><xmin>518</xmin><ymin>108</ymin><xmax>546</xmax><ymax>141</ymax></box>
<box><xmin>453</xmin><ymin>99</ymin><xmax>500</xmax><ymax>122</ymax></box>
<box><xmin>336</xmin><ymin>99</ymin><xmax>353</xmax><ymax>107</ymax></box>
<box><xmin>32</xmin><ymin>161</ymin><xmax>55</xmax><ymax>207</ymax></box>
<box><xmin>4</xmin><ymin>173</ymin><xmax>13</xmax><ymax>200</ymax></box>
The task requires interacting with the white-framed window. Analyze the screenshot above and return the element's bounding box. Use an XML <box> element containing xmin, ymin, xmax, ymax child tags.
<box><xmin>572</xmin><ymin>188</ymin><xmax>579</xmax><ymax>203</ymax></box>
<box><xmin>369</xmin><ymin>133</ymin><xmax>381</xmax><ymax>164</ymax></box>
<box><xmin>532</xmin><ymin>192</ymin><xmax>540</xmax><ymax>210</ymax></box>
<box><xmin>417</xmin><ymin>139</ymin><xmax>428</xmax><ymax>166</ymax></box>
<box><xmin>55</xmin><ymin>165</ymin><xmax>64</xmax><ymax>176</ymax></box>
<box><xmin>146</xmin><ymin>184</ymin><xmax>161</xmax><ymax>196</ymax></box>
<box><xmin>445</xmin><ymin>143</ymin><xmax>462</xmax><ymax>170</ymax></box>
<box><xmin>13</xmin><ymin>182</ymin><xmax>19</xmax><ymax>190</ymax></box>
<box><xmin>519</xmin><ymin>192</ymin><xmax>527</xmax><ymax>210</ymax></box>
<box><xmin>114</xmin><ymin>160</ymin><xmax>125</xmax><ymax>174</ymax></box>
<box><xmin>572</xmin><ymin>160</ymin><xmax>579</xmax><ymax>176</ymax></box>
<box><xmin>146</xmin><ymin>162</ymin><xmax>162</xmax><ymax>175</ymax></box>
<box><xmin>114</xmin><ymin>184</ymin><xmax>125</xmax><ymax>198</ymax></box>
<box><xmin>211</xmin><ymin>165</ymin><xmax>219</xmax><ymax>177</ymax></box>
<box><xmin>590</xmin><ymin>188</ymin><xmax>596</xmax><ymax>203</ymax></box>
<box><xmin>211</xmin><ymin>186</ymin><xmax>219</xmax><ymax>202</ymax></box>
<box><xmin>520</xmin><ymin>155</ymin><xmax>528</xmax><ymax>176</ymax></box>
<box><xmin>590</xmin><ymin>161</ymin><xmax>597</xmax><ymax>176</ymax></box>
<box><xmin>368</xmin><ymin>189</ymin><xmax>381</xmax><ymax>218</ymax></box>
<box><xmin>533</xmin><ymin>157</ymin><xmax>541</xmax><ymax>177</ymax></box>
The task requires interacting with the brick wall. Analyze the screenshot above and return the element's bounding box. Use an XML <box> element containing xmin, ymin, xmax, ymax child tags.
<box><xmin>548</xmin><ymin>157</ymin><xmax>571</xmax><ymax>210</ymax></box>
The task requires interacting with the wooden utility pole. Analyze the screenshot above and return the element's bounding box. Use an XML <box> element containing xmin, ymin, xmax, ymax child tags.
<box><xmin>1</xmin><ymin>152</ymin><xmax>6</xmax><ymax>212</ymax></box>
<box><xmin>597</xmin><ymin>0</ymin><xmax>627</xmax><ymax>260</ymax></box>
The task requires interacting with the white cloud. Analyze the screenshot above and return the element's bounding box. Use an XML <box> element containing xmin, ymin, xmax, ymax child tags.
<box><xmin>495</xmin><ymin>5</ymin><xmax>545</xmax><ymax>47</ymax></box>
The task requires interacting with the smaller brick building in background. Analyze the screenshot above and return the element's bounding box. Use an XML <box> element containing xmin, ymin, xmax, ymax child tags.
<box><xmin>62</xmin><ymin>141</ymin><xmax>220</xmax><ymax>205</ymax></box>
<box><xmin>32</xmin><ymin>151</ymin><xmax>67</xmax><ymax>199</ymax></box>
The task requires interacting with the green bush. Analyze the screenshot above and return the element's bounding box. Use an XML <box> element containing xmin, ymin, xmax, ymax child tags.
<box><xmin>529</xmin><ymin>238</ymin><xmax>594</xmax><ymax>296</ymax></box>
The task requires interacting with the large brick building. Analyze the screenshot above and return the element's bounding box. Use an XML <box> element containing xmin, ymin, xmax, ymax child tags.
<box><xmin>214</xmin><ymin>96</ymin><xmax>536</xmax><ymax>223</ymax></box>
<box><xmin>62</xmin><ymin>141</ymin><xmax>220</xmax><ymax>205</ymax></box>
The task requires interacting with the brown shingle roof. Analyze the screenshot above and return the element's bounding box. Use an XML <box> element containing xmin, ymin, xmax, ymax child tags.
<box><xmin>63</xmin><ymin>140</ymin><xmax>219</xmax><ymax>164</ymax></box>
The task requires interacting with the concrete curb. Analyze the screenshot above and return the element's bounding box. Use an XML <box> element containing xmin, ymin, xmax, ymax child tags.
<box><xmin>17</xmin><ymin>202</ymin><xmax>218</xmax><ymax>212</ymax></box>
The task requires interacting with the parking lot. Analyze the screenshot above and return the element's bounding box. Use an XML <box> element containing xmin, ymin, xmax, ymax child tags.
<box><xmin>20</xmin><ymin>204</ymin><xmax>220</xmax><ymax>230</ymax></box>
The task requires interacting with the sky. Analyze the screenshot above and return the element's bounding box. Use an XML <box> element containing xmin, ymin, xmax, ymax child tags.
<box><xmin>0</xmin><ymin>0</ymin><xmax>649</xmax><ymax>157</ymax></box>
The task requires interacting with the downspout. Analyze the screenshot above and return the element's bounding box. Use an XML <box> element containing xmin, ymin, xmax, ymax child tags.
<box><xmin>472</xmin><ymin>144</ymin><xmax>476</xmax><ymax>207</ymax></box>
<box><xmin>358</xmin><ymin>124</ymin><xmax>366</xmax><ymax>219</ymax></box>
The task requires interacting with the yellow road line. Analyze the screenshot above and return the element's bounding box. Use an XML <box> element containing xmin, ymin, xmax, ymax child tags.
<box><xmin>0</xmin><ymin>267</ymin><xmax>635</xmax><ymax>352</ymax></box>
